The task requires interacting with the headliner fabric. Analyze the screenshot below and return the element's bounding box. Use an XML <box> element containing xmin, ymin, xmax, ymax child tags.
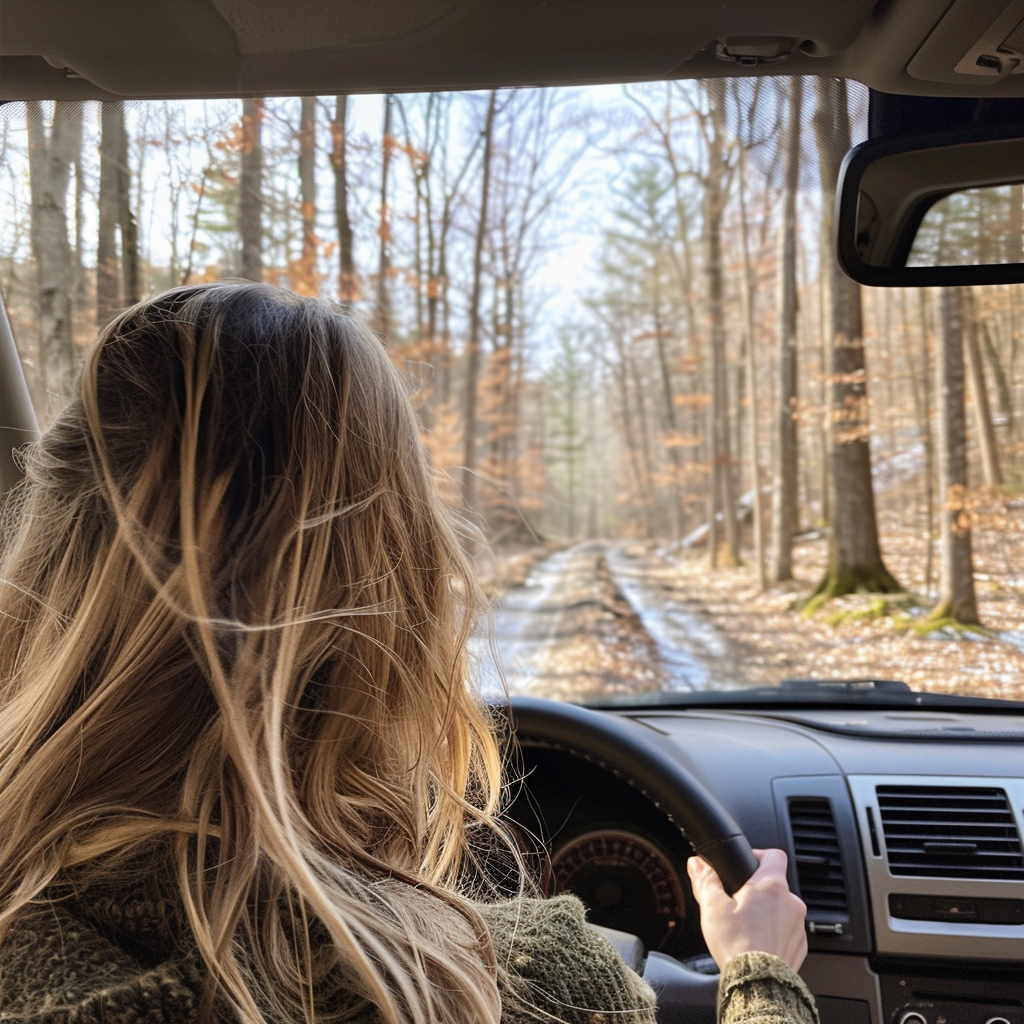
<box><xmin>209</xmin><ymin>0</ymin><xmax>464</xmax><ymax>52</ymax></box>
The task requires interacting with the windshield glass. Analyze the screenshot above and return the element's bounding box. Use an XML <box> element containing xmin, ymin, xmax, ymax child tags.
<box><xmin>2</xmin><ymin>82</ymin><xmax>1022</xmax><ymax>705</ymax></box>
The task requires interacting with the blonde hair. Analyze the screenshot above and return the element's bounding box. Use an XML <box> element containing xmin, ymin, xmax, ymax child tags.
<box><xmin>0</xmin><ymin>283</ymin><xmax>511</xmax><ymax>1024</ymax></box>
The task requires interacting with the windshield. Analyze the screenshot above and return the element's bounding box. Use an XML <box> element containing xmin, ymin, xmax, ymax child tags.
<box><xmin>2</xmin><ymin>82</ymin><xmax>1022</xmax><ymax>706</ymax></box>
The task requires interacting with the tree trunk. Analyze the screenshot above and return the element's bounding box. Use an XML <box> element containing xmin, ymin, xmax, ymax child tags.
<box><xmin>612</xmin><ymin>336</ymin><xmax>649</xmax><ymax>531</ymax></box>
<box><xmin>931</xmin><ymin>287</ymin><xmax>980</xmax><ymax>625</ymax></box>
<box><xmin>920</xmin><ymin>291</ymin><xmax>937</xmax><ymax>597</ymax></box>
<box><xmin>297</xmin><ymin>96</ymin><xmax>318</xmax><ymax>295</ymax></box>
<box><xmin>818</xmin><ymin>264</ymin><xmax>831</xmax><ymax>528</ymax></box>
<box><xmin>808</xmin><ymin>78</ymin><xmax>901</xmax><ymax>606</ymax></box>
<box><xmin>771</xmin><ymin>77</ymin><xmax>802</xmax><ymax>583</ymax></box>
<box><xmin>980</xmin><ymin>317</ymin><xmax>1013</xmax><ymax>433</ymax></box>
<box><xmin>375</xmin><ymin>95</ymin><xmax>393</xmax><ymax>337</ymax></box>
<box><xmin>331</xmin><ymin>95</ymin><xmax>357</xmax><ymax>303</ymax></box>
<box><xmin>439</xmin><ymin>233</ymin><xmax>452</xmax><ymax>406</ymax></box>
<box><xmin>27</xmin><ymin>101</ymin><xmax>77</xmax><ymax>394</ymax></box>
<box><xmin>704</xmin><ymin>79</ymin><xmax>738</xmax><ymax>567</ymax></box>
<box><xmin>962</xmin><ymin>291</ymin><xmax>1003</xmax><ymax>488</ymax></box>
<box><xmin>394</xmin><ymin>97</ymin><xmax>427</xmax><ymax>354</ymax></box>
<box><xmin>423</xmin><ymin>119</ymin><xmax>442</xmax><ymax>408</ymax></box>
<box><xmin>117</xmin><ymin>106</ymin><xmax>140</xmax><ymax>306</ymax></box>
<box><xmin>69</xmin><ymin>105</ymin><xmax>86</xmax><ymax>311</ymax></box>
<box><xmin>239</xmin><ymin>97</ymin><xmax>264</xmax><ymax>282</ymax></box>
<box><xmin>738</xmin><ymin>144</ymin><xmax>767</xmax><ymax>590</ymax></box>
<box><xmin>460</xmin><ymin>91</ymin><xmax>497</xmax><ymax>514</ymax></box>
<box><xmin>97</xmin><ymin>102</ymin><xmax>122</xmax><ymax>325</ymax></box>
<box><xmin>652</xmin><ymin>273</ymin><xmax>683</xmax><ymax>540</ymax></box>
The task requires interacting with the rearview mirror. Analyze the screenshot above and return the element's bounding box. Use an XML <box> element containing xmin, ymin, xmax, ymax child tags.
<box><xmin>836</xmin><ymin>127</ymin><xmax>1024</xmax><ymax>287</ymax></box>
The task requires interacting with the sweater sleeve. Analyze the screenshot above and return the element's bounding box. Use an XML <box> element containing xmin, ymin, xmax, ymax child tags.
<box><xmin>0</xmin><ymin>905</ymin><xmax>197</xmax><ymax>1024</ymax></box>
<box><xmin>478</xmin><ymin>895</ymin><xmax>658</xmax><ymax>1024</ymax></box>
<box><xmin>717</xmin><ymin>952</ymin><xmax>819</xmax><ymax>1024</ymax></box>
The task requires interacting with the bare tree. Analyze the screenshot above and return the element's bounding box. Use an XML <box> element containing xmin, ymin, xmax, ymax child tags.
<box><xmin>374</xmin><ymin>95</ymin><xmax>394</xmax><ymax>337</ymax></box>
<box><xmin>421</xmin><ymin>94</ymin><xmax>484</xmax><ymax>409</ymax></box>
<box><xmin>963</xmin><ymin>290</ymin><xmax>1003</xmax><ymax>488</ymax></box>
<box><xmin>808</xmin><ymin>78</ymin><xmax>900</xmax><ymax>606</ymax></box>
<box><xmin>239</xmin><ymin>98</ymin><xmax>264</xmax><ymax>282</ymax></box>
<box><xmin>297</xmin><ymin>96</ymin><xmax>318</xmax><ymax>294</ymax></box>
<box><xmin>930</xmin><ymin>287</ymin><xmax>980</xmax><ymax>625</ymax></box>
<box><xmin>331</xmin><ymin>96</ymin><xmax>357</xmax><ymax>303</ymax></box>
<box><xmin>117</xmin><ymin>107</ymin><xmax>140</xmax><ymax>306</ymax></box>
<box><xmin>26</xmin><ymin>101</ymin><xmax>80</xmax><ymax>394</ymax></box>
<box><xmin>484</xmin><ymin>90</ymin><xmax>587</xmax><ymax>533</ymax></box>
<box><xmin>97</xmin><ymin>102</ymin><xmax>123</xmax><ymax>325</ymax></box>
<box><xmin>460</xmin><ymin>90</ymin><xmax>498</xmax><ymax>514</ymax></box>
<box><xmin>736</xmin><ymin>136</ymin><xmax>767</xmax><ymax>589</ymax></box>
<box><xmin>393</xmin><ymin>96</ymin><xmax>429</xmax><ymax>349</ymax></box>
<box><xmin>701</xmin><ymin>79</ymin><xmax>739</xmax><ymax>566</ymax></box>
<box><xmin>771</xmin><ymin>77</ymin><xmax>802</xmax><ymax>583</ymax></box>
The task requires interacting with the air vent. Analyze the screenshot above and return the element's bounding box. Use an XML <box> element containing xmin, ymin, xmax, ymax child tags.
<box><xmin>877</xmin><ymin>785</ymin><xmax>1024</xmax><ymax>880</ymax></box>
<box><xmin>789</xmin><ymin>799</ymin><xmax>849</xmax><ymax>918</ymax></box>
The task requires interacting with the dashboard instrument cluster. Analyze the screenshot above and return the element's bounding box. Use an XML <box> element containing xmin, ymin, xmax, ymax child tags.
<box><xmin>507</xmin><ymin>702</ymin><xmax>1024</xmax><ymax>1024</ymax></box>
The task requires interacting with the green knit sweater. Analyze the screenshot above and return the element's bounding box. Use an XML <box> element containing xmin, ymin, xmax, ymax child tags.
<box><xmin>0</xmin><ymin>881</ymin><xmax>818</xmax><ymax>1024</ymax></box>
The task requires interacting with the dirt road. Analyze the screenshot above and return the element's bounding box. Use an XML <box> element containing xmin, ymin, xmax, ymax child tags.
<box><xmin>476</xmin><ymin>542</ymin><xmax>745</xmax><ymax>702</ymax></box>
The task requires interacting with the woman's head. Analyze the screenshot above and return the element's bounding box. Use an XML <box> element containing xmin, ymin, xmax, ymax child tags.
<box><xmin>0</xmin><ymin>283</ymin><xmax>507</xmax><ymax>1024</ymax></box>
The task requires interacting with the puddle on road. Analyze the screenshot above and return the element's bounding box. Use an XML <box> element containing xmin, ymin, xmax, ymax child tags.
<box><xmin>604</xmin><ymin>546</ymin><xmax>740</xmax><ymax>691</ymax></box>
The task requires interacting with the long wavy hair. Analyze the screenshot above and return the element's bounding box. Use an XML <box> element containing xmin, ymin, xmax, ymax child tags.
<box><xmin>0</xmin><ymin>282</ymin><xmax>510</xmax><ymax>1024</ymax></box>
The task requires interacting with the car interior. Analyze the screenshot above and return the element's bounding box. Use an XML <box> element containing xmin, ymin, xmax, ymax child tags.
<box><xmin>3</xmin><ymin>2</ymin><xmax>1024</xmax><ymax>1024</ymax></box>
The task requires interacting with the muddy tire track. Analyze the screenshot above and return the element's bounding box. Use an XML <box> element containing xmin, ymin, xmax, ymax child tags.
<box><xmin>484</xmin><ymin>542</ymin><xmax>744</xmax><ymax>701</ymax></box>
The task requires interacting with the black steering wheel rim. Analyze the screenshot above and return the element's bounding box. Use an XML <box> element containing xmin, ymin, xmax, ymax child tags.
<box><xmin>506</xmin><ymin>696</ymin><xmax>759</xmax><ymax>897</ymax></box>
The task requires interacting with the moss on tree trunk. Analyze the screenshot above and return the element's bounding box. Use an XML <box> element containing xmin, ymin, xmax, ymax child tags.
<box><xmin>803</xmin><ymin>538</ymin><xmax>902</xmax><ymax>616</ymax></box>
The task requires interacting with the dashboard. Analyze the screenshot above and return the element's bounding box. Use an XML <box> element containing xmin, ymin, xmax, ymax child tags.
<box><xmin>506</xmin><ymin>701</ymin><xmax>1024</xmax><ymax>1024</ymax></box>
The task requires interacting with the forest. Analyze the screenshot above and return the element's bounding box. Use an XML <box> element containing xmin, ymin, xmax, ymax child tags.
<box><xmin>4</xmin><ymin>79</ymin><xmax>1023</xmax><ymax>699</ymax></box>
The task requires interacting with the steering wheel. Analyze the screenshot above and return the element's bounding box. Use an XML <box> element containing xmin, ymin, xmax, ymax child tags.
<box><xmin>508</xmin><ymin>697</ymin><xmax>759</xmax><ymax>894</ymax></box>
<box><xmin>507</xmin><ymin>697</ymin><xmax>761</xmax><ymax>1024</ymax></box>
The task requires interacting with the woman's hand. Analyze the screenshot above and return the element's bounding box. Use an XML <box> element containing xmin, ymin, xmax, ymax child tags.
<box><xmin>687</xmin><ymin>848</ymin><xmax>808</xmax><ymax>972</ymax></box>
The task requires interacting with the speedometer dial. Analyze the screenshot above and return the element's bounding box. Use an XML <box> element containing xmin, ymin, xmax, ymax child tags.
<box><xmin>547</xmin><ymin>829</ymin><xmax>686</xmax><ymax>952</ymax></box>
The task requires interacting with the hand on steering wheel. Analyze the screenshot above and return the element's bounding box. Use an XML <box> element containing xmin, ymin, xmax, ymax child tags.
<box><xmin>688</xmin><ymin>848</ymin><xmax>808</xmax><ymax>972</ymax></box>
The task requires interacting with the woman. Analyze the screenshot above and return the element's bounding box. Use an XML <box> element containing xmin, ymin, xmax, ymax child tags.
<box><xmin>0</xmin><ymin>283</ymin><xmax>814</xmax><ymax>1024</ymax></box>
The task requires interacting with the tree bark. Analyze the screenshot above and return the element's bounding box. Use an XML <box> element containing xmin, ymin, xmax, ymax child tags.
<box><xmin>69</xmin><ymin>105</ymin><xmax>86</xmax><ymax>311</ymax></box>
<box><xmin>27</xmin><ymin>101</ymin><xmax>77</xmax><ymax>393</ymax></box>
<box><xmin>808</xmin><ymin>78</ymin><xmax>901</xmax><ymax>606</ymax></box>
<box><xmin>652</xmin><ymin>273</ymin><xmax>683</xmax><ymax>541</ymax></box>
<box><xmin>704</xmin><ymin>79</ymin><xmax>738</xmax><ymax>567</ymax></box>
<box><xmin>394</xmin><ymin>97</ymin><xmax>428</xmax><ymax>353</ymax></box>
<box><xmin>932</xmin><ymin>287</ymin><xmax>980</xmax><ymax>625</ymax></box>
<box><xmin>117</xmin><ymin>106</ymin><xmax>140</xmax><ymax>306</ymax></box>
<box><xmin>374</xmin><ymin>95</ymin><xmax>394</xmax><ymax>337</ymax></box>
<box><xmin>962</xmin><ymin>291</ymin><xmax>1003</xmax><ymax>488</ymax></box>
<box><xmin>97</xmin><ymin>102</ymin><xmax>122</xmax><ymax>325</ymax></box>
<box><xmin>979</xmin><ymin>317</ymin><xmax>1013</xmax><ymax>433</ymax></box>
<box><xmin>737</xmin><ymin>143</ymin><xmax>767</xmax><ymax>590</ymax></box>
<box><xmin>460</xmin><ymin>91</ymin><xmax>497</xmax><ymax>514</ymax></box>
<box><xmin>771</xmin><ymin>78</ymin><xmax>802</xmax><ymax>583</ymax></box>
<box><xmin>331</xmin><ymin>96</ymin><xmax>357</xmax><ymax>303</ymax></box>
<box><xmin>611</xmin><ymin>328</ymin><xmax>653</xmax><ymax>533</ymax></box>
<box><xmin>915</xmin><ymin>289</ymin><xmax>936</xmax><ymax>597</ymax></box>
<box><xmin>239</xmin><ymin>97</ymin><xmax>264</xmax><ymax>282</ymax></box>
<box><xmin>297</xmin><ymin>96</ymin><xmax>318</xmax><ymax>295</ymax></box>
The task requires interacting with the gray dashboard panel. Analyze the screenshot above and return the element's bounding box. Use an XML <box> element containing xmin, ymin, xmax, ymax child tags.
<box><xmin>632</xmin><ymin>708</ymin><xmax>1024</xmax><ymax>962</ymax></box>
